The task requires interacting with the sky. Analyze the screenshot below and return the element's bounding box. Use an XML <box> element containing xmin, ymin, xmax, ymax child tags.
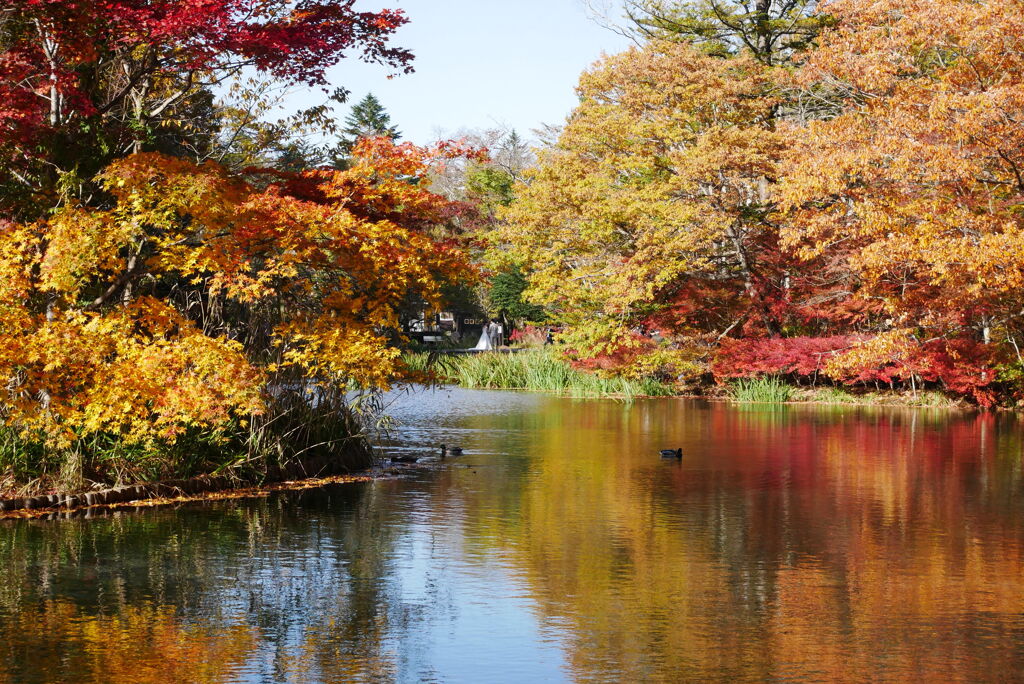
<box><xmin>288</xmin><ymin>0</ymin><xmax>634</xmax><ymax>144</ymax></box>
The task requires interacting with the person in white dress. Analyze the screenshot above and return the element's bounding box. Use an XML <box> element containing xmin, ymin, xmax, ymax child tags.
<box><xmin>474</xmin><ymin>323</ymin><xmax>494</xmax><ymax>350</ymax></box>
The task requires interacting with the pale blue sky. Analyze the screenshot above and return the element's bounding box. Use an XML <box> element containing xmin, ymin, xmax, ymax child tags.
<box><xmin>290</xmin><ymin>0</ymin><xmax>633</xmax><ymax>144</ymax></box>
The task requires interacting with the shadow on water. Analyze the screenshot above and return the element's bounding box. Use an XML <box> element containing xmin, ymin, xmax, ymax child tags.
<box><xmin>2</xmin><ymin>387</ymin><xmax>1024</xmax><ymax>682</ymax></box>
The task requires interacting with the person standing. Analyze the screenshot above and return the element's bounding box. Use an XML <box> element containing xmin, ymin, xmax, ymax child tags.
<box><xmin>487</xmin><ymin>319</ymin><xmax>500</xmax><ymax>349</ymax></box>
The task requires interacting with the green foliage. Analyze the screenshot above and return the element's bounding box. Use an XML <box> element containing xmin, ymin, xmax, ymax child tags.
<box><xmin>401</xmin><ymin>351</ymin><xmax>434</xmax><ymax>374</ymax></box>
<box><xmin>0</xmin><ymin>428</ymin><xmax>49</xmax><ymax>495</ymax></box>
<box><xmin>800</xmin><ymin>386</ymin><xmax>860</xmax><ymax>405</ymax></box>
<box><xmin>622</xmin><ymin>0</ymin><xmax>828</xmax><ymax>64</ymax></box>
<box><xmin>489</xmin><ymin>268</ymin><xmax>546</xmax><ymax>323</ymax></box>
<box><xmin>728</xmin><ymin>375</ymin><xmax>795</xmax><ymax>403</ymax></box>
<box><xmin>413</xmin><ymin>351</ymin><xmax>675</xmax><ymax>399</ymax></box>
<box><xmin>997</xmin><ymin>360</ymin><xmax>1024</xmax><ymax>401</ymax></box>
<box><xmin>467</xmin><ymin>165</ymin><xmax>516</xmax><ymax>209</ymax></box>
<box><xmin>332</xmin><ymin>93</ymin><xmax>401</xmax><ymax>164</ymax></box>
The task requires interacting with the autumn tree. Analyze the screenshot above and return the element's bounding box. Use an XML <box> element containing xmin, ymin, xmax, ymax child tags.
<box><xmin>778</xmin><ymin>0</ymin><xmax>1024</xmax><ymax>395</ymax></box>
<box><xmin>498</xmin><ymin>42</ymin><xmax>797</xmax><ymax>363</ymax></box>
<box><xmin>0</xmin><ymin>0</ymin><xmax>413</xmax><ymax>218</ymax></box>
<box><xmin>0</xmin><ymin>138</ymin><xmax>477</xmax><ymax>486</ymax></box>
<box><xmin>496</xmin><ymin>0</ymin><xmax>1023</xmax><ymax>403</ymax></box>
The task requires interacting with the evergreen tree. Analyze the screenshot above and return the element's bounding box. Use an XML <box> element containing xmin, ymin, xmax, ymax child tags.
<box><xmin>331</xmin><ymin>93</ymin><xmax>401</xmax><ymax>166</ymax></box>
<box><xmin>489</xmin><ymin>268</ymin><xmax>546</xmax><ymax>324</ymax></box>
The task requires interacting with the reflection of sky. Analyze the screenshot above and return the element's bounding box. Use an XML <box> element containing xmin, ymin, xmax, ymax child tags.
<box><xmin>376</xmin><ymin>387</ymin><xmax>577</xmax><ymax>680</ymax></box>
<box><xmin>386</xmin><ymin>516</ymin><xmax>571</xmax><ymax>683</ymax></box>
<box><xmin>385</xmin><ymin>385</ymin><xmax>547</xmax><ymax>422</ymax></box>
<box><xmin>378</xmin><ymin>386</ymin><xmax>550</xmax><ymax>458</ymax></box>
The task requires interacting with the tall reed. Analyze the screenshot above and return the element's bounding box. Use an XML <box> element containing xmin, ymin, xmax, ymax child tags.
<box><xmin>0</xmin><ymin>387</ymin><xmax>375</xmax><ymax>498</ymax></box>
<box><xmin>410</xmin><ymin>350</ymin><xmax>674</xmax><ymax>399</ymax></box>
<box><xmin>728</xmin><ymin>375</ymin><xmax>795</xmax><ymax>403</ymax></box>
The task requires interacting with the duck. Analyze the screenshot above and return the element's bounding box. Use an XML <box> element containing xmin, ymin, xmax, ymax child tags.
<box><xmin>660</xmin><ymin>448</ymin><xmax>683</xmax><ymax>459</ymax></box>
<box><xmin>441</xmin><ymin>444</ymin><xmax>463</xmax><ymax>457</ymax></box>
<box><xmin>390</xmin><ymin>455</ymin><xmax>419</xmax><ymax>464</ymax></box>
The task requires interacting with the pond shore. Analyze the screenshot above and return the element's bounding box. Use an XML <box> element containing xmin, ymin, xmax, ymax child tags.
<box><xmin>0</xmin><ymin>468</ymin><xmax>401</xmax><ymax>520</ymax></box>
<box><xmin>408</xmin><ymin>349</ymin><xmax>995</xmax><ymax>409</ymax></box>
<box><xmin>0</xmin><ymin>445</ymin><xmax>380</xmax><ymax>517</ymax></box>
<box><xmin>0</xmin><ymin>381</ymin><xmax>982</xmax><ymax>515</ymax></box>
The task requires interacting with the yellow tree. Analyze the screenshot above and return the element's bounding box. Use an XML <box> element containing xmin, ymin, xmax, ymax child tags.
<box><xmin>497</xmin><ymin>41</ymin><xmax>787</xmax><ymax>369</ymax></box>
<box><xmin>780</xmin><ymin>0</ymin><xmax>1024</xmax><ymax>354</ymax></box>
<box><xmin>0</xmin><ymin>138</ymin><xmax>475</xmax><ymax>483</ymax></box>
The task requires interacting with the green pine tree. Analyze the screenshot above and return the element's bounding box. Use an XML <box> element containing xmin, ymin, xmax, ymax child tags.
<box><xmin>330</xmin><ymin>93</ymin><xmax>401</xmax><ymax>167</ymax></box>
<box><xmin>489</xmin><ymin>267</ymin><xmax>547</xmax><ymax>324</ymax></box>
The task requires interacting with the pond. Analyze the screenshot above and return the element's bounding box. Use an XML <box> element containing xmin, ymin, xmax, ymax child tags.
<box><xmin>2</xmin><ymin>388</ymin><xmax>1024</xmax><ymax>682</ymax></box>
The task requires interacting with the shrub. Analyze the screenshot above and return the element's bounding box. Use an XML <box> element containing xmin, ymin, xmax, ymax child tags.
<box><xmin>509</xmin><ymin>325</ymin><xmax>549</xmax><ymax>347</ymax></box>
<box><xmin>714</xmin><ymin>334</ymin><xmax>1001</xmax><ymax>406</ymax></box>
<box><xmin>713</xmin><ymin>336</ymin><xmax>859</xmax><ymax>379</ymax></box>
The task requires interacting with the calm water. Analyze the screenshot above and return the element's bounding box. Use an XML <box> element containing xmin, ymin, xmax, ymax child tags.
<box><xmin>2</xmin><ymin>389</ymin><xmax>1024</xmax><ymax>682</ymax></box>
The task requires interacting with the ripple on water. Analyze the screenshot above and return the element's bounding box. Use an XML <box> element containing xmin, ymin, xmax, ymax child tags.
<box><xmin>3</xmin><ymin>394</ymin><xmax>1024</xmax><ymax>682</ymax></box>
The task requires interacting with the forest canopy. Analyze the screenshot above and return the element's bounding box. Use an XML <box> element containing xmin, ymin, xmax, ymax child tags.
<box><xmin>497</xmin><ymin>0</ymin><xmax>1024</xmax><ymax>406</ymax></box>
<box><xmin>0</xmin><ymin>0</ymin><xmax>482</xmax><ymax>490</ymax></box>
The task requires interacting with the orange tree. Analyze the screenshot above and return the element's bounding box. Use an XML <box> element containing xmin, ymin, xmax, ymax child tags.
<box><xmin>0</xmin><ymin>138</ymin><xmax>476</xmax><ymax>487</ymax></box>
<box><xmin>496</xmin><ymin>41</ymin><xmax>806</xmax><ymax>379</ymax></box>
<box><xmin>779</xmin><ymin>0</ymin><xmax>1024</xmax><ymax>399</ymax></box>
<box><xmin>496</xmin><ymin>2</ymin><xmax>1024</xmax><ymax>404</ymax></box>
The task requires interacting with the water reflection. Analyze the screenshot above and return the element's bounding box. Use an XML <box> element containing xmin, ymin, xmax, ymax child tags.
<box><xmin>2</xmin><ymin>389</ymin><xmax>1024</xmax><ymax>682</ymax></box>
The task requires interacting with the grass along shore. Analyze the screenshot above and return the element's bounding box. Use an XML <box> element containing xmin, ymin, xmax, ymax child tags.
<box><xmin>404</xmin><ymin>350</ymin><xmax>675</xmax><ymax>399</ymax></box>
<box><xmin>725</xmin><ymin>375</ymin><xmax>965</xmax><ymax>408</ymax></box>
<box><xmin>407</xmin><ymin>351</ymin><xmax>975</xmax><ymax>409</ymax></box>
<box><xmin>408</xmin><ymin>353</ymin><xmax>968</xmax><ymax>408</ymax></box>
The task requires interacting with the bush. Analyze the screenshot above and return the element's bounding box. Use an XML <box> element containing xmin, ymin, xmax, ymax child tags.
<box><xmin>0</xmin><ymin>390</ymin><xmax>375</xmax><ymax>498</ymax></box>
<box><xmin>508</xmin><ymin>325</ymin><xmax>549</xmax><ymax>347</ymax></box>
<box><xmin>715</xmin><ymin>334</ymin><xmax>1001</xmax><ymax>406</ymax></box>
<box><xmin>713</xmin><ymin>336</ymin><xmax>858</xmax><ymax>379</ymax></box>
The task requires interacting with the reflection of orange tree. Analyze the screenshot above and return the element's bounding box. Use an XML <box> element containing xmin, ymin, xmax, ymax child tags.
<box><xmin>0</xmin><ymin>485</ymin><xmax>408</xmax><ymax>682</ymax></box>
<box><xmin>770</xmin><ymin>536</ymin><xmax>1024</xmax><ymax>681</ymax></box>
<box><xmin>760</xmin><ymin>410</ymin><xmax>1024</xmax><ymax>680</ymax></box>
<box><xmin>435</xmin><ymin>400</ymin><xmax>774</xmax><ymax>679</ymax></box>
<box><xmin>438</xmin><ymin>400</ymin><xmax>1024</xmax><ymax>681</ymax></box>
<box><xmin>0</xmin><ymin>600</ymin><xmax>257</xmax><ymax>683</ymax></box>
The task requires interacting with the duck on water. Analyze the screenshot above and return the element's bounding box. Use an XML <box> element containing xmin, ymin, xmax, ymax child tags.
<box><xmin>660</xmin><ymin>448</ymin><xmax>682</xmax><ymax>459</ymax></box>
<box><xmin>392</xmin><ymin>445</ymin><xmax>463</xmax><ymax>464</ymax></box>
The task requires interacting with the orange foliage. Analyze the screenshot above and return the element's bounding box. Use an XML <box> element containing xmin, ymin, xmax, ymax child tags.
<box><xmin>780</xmin><ymin>0</ymin><xmax>1024</xmax><ymax>327</ymax></box>
<box><xmin>0</xmin><ymin>600</ymin><xmax>258</xmax><ymax>683</ymax></box>
<box><xmin>498</xmin><ymin>1</ymin><xmax>1024</xmax><ymax>403</ymax></box>
<box><xmin>497</xmin><ymin>41</ymin><xmax>789</xmax><ymax>358</ymax></box>
<box><xmin>0</xmin><ymin>138</ymin><xmax>476</xmax><ymax>446</ymax></box>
